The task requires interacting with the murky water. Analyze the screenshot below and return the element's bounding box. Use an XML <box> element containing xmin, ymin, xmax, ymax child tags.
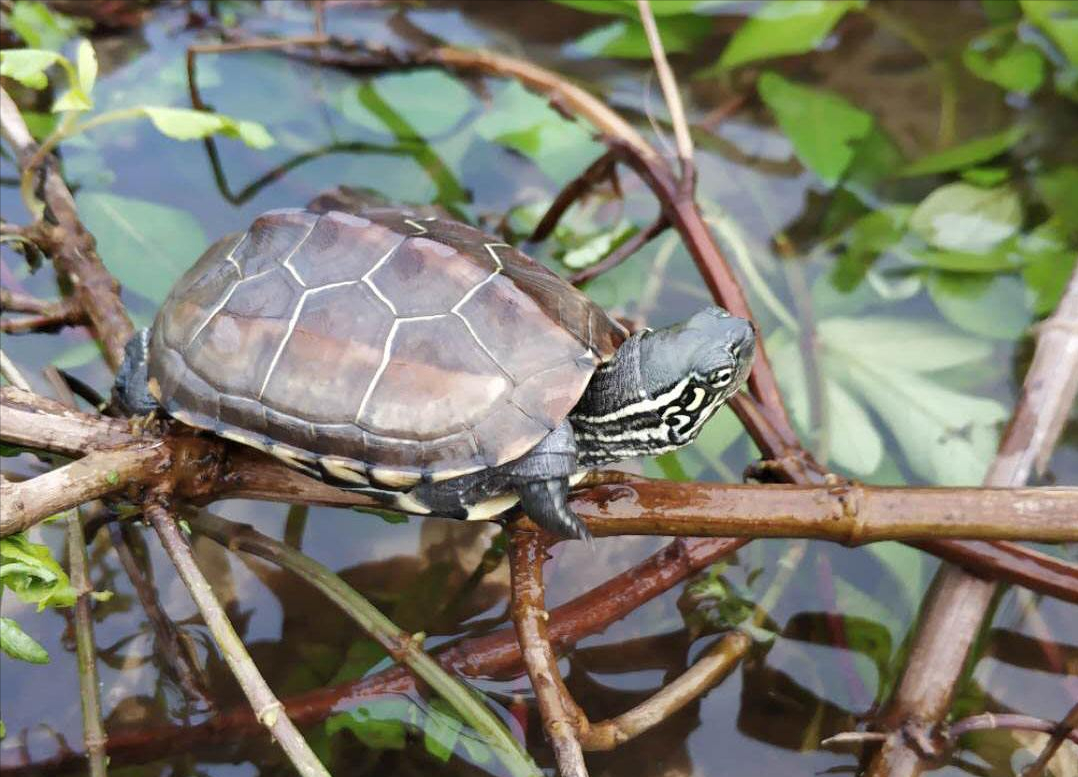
<box><xmin>2</xmin><ymin>2</ymin><xmax>1075</xmax><ymax>776</ymax></box>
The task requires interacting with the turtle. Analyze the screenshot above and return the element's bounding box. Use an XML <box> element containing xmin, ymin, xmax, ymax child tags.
<box><xmin>115</xmin><ymin>207</ymin><xmax>756</xmax><ymax>540</ymax></box>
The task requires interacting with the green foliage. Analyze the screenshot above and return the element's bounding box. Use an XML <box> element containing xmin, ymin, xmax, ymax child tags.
<box><xmin>963</xmin><ymin>27</ymin><xmax>1045</xmax><ymax>95</ymax></box>
<box><xmin>757</xmin><ymin>72</ymin><xmax>874</xmax><ymax>186</ymax></box>
<box><xmin>76</xmin><ymin>191</ymin><xmax>209</xmax><ymax>304</ymax></box>
<box><xmin>553</xmin><ymin>0</ymin><xmax>711</xmax><ymax>17</ymax></box>
<box><xmin>1019</xmin><ymin>0</ymin><xmax>1078</xmax><ymax>68</ymax></box>
<box><xmin>927</xmin><ymin>273</ymin><xmax>1030</xmax><ymax>340</ymax></box>
<box><xmin>3</xmin><ymin>1</ymin><xmax>84</xmax><ymax>50</ymax></box>
<box><xmin>573</xmin><ymin>16</ymin><xmax>710</xmax><ymax>58</ymax></box>
<box><xmin>713</xmin><ymin>0</ymin><xmax>865</xmax><ymax>71</ymax></box>
<box><xmin>909</xmin><ymin>183</ymin><xmax>1022</xmax><ymax>253</ymax></box>
<box><xmin>0</xmin><ymin>533</ymin><xmax>76</xmax><ymax>610</ymax></box>
<box><xmin>473</xmin><ymin>81</ymin><xmax>606</xmax><ymax>186</ymax></box>
<box><xmin>899</xmin><ymin>126</ymin><xmax>1028</xmax><ymax>177</ymax></box>
<box><xmin>680</xmin><ymin>562</ymin><xmax>765</xmax><ymax>640</ymax></box>
<box><xmin>142</xmin><ymin>106</ymin><xmax>273</xmax><ymax>148</ymax></box>
<box><xmin>0</xmin><ymin>47</ymin><xmax>65</xmax><ymax>89</ymax></box>
<box><xmin>0</xmin><ymin>617</ymin><xmax>49</xmax><ymax>664</ymax></box>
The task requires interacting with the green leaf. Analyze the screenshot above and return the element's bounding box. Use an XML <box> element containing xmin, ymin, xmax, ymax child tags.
<box><xmin>909</xmin><ymin>183</ymin><xmax>1023</xmax><ymax>253</ymax></box>
<box><xmin>757</xmin><ymin>72</ymin><xmax>873</xmax><ymax>187</ymax></box>
<box><xmin>928</xmin><ymin>273</ymin><xmax>1031</xmax><ymax>340</ymax></box>
<box><xmin>716</xmin><ymin>0</ymin><xmax>865</xmax><ymax>70</ymax></box>
<box><xmin>1034</xmin><ymin>164</ymin><xmax>1078</xmax><ymax>238</ymax></box>
<box><xmin>963</xmin><ymin>28</ymin><xmax>1045</xmax><ymax>95</ymax></box>
<box><xmin>474</xmin><ymin>81</ymin><xmax>606</xmax><ymax>186</ymax></box>
<box><xmin>899</xmin><ymin>125</ymin><xmax>1028</xmax><ymax>177</ymax></box>
<box><xmin>981</xmin><ymin>0</ymin><xmax>1021</xmax><ymax>23</ymax></box>
<box><xmin>76</xmin><ymin>191</ymin><xmax>208</xmax><ymax>304</ymax></box>
<box><xmin>337</xmin><ymin>70</ymin><xmax>474</xmax><ymax>138</ymax></box>
<box><xmin>0</xmin><ymin>48</ymin><xmax>64</xmax><ymax>89</ymax></box>
<box><xmin>329</xmin><ymin>640</ymin><xmax>388</xmax><ymax>685</ymax></box>
<box><xmin>326</xmin><ymin>699</ymin><xmax>411</xmax><ymax>751</ymax></box>
<box><xmin>1021</xmin><ymin>221</ymin><xmax>1078</xmax><ymax>315</ymax></box>
<box><xmin>561</xmin><ymin>220</ymin><xmax>635</xmax><ymax>269</ymax></box>
<box><xmin>907</xmin><ymin>239</ymin><xmax>1025</xmax><ymax>273</ymax></box>
<box><xmin>75</xmin><ymin>38</ymin><xmax>97</xmax><ymax>95</ymax></box>
<box><xmin>1020</xmin><ymin>0</ymin><xmax>1078</xmax><ymax>67</ymax></box>
<box><xmin>52</xmin><ymin>87</ymin><xmax>92</xmax><ymax>112</ymax></box>
<box><xmin>960</xmin><ymin>166</ymin><xmax>1009</xmax><ymax>187</ymax></box>
<box><xmin>7</xmin><ymin>1</ymin><xmax>83</xmax><ymax>50</ymax></box>
<box><xmin>574</xmin><ymin>16</ymin><xmax>711</xmax><ymax>58</ymax></box>
<box><xmin>0</xmin><ymin>617</ymin><xmax>50</xmax><ymax>664</ymax></box>
<box><xmin>423</xmin><ymin>698</ymin><xmax>464</xmax><ymax>763</ymax></box>
<box><xmin>819</xmin><ymin>317</ymin><xmax>995</xmax><ymax>373</ymax></box>
<box><xmin>553</xmin><ymin>0</ymin><xmax>709</xmax><ymax>17</ymax></box>
<box><xmin>141</xmin><ymin>107</ymin><xmax>274</xmax><ymax>149</ymax></box>
<box><xmin>0</xmin><ymin>534</ymin><xmax>77</xmax><ymax>609</ymax></box>
<box><xmin>830</xmin><ymin>206</ymin><xmax>913</xmax><ymax>291</ymax></box>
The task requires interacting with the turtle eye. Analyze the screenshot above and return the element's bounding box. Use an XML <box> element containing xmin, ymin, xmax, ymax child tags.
<box><xmin>710</xmin><ymin>368</ymin><xmax>734</xmax><ymax>387</ymax></box>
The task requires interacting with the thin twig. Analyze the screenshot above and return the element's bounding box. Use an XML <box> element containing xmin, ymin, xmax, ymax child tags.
<box><xmin>637</xmin><ymin>0</ymin><xmax>693</xmax><ymax>169</ymax></box>
<box><xmin>529</xmin><ymin>150</ymin><xmax>618</xmax><ymax>243</ymax></box>
<box><xmin>144</xmin><ymin>494</ymin><xmax>330</xmax><ymax>777</ymax></box>
<box><xmin>1</xmin><ymin>288</ymin><xmax>87</xmax><ymax>333</ymax></box>
<box><xmin>0</xmin><ymin>348</ymin><xmax>32</xmax><ymax>391</ymax></box>
<box><xmin>190</xmin><ymin>511</ymin><xmax>540</xmax><ymax>777</ymax></box>
<box><xmin>65</xmin><ymin>509</ymin><xmax>108</xmax><ymax>777</ymax></box>
<box><xmin>1022</xmin><ymin>701</ymin><xmax>1078</xmax><ymax>777</ymax></box>
<box><xmin>569</xmin><ymin>215</ymin><xmax>669</xmax><ymax>286</ymax></box>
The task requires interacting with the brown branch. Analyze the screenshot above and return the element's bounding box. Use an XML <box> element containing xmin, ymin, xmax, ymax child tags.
<box><xmin>144</xmin><ymin>494</ymin><xmax>331</xmax><ymax>777</ymax></box>
<box><xmin>868</xmin><ymin>268</ymin><xmax>1078</xmax><ymax>777</ymax></box>
<box><xmin>509</xmin><ymin>531</ymin><xmax>589</xmax><ymax>776</ymax></box>
<box><xmin>1</xmin><ymin>444</ymin><xmax>171</xmax><ymax>536</ymax></box>
<box><xmin>509</xmin><ymin>530</ymin><xmax>750</xmax><ymax>767</ymax></box>
<box><xmin>0</xmin><ymin>87</ymin><xmax>134</xmax><ymax>370</ymax></box>
<box><xmin>569</xmin><ymin>215</ymin><xmax>669</xmax><ymax>286</ymax></box>
<box><xmin>3</xmin><ymin>387</ymin><xmax>1077</xmax><ymax>597</ymax></box>
<box><xmin>1</xmin><ymin>288</ymin><xmax>87</xmax><ymax>333</ymax></box>
<box><xmin>530</xmin><ymin>150</ymin><xmax>618</xmax><ymax>243</ymax></box>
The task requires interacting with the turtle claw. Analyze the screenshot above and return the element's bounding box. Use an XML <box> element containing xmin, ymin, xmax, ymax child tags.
<box><xmin>517</xmin><ymin>478</ymin><xmax>592</xmax><ymax>541</ymax></box>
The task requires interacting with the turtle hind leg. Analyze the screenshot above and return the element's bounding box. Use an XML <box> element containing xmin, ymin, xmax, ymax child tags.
<box><xmin>516</xmin><ymin>477</ymin><xmax>591</xmax><ymax>541</ymax></box>
<box><xmin>112</xmin><ymin>329</ymin><xmax>158</xmax><ymax>415</ymax></box>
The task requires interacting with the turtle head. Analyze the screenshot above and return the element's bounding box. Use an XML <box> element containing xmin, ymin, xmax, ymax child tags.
<box><xmin>636</xmin><ymin>307</ymin><xmax>755</xmax><ymax>444</ymax></box>
<box><xmin>572</xmin><ymin>307</ymin><xmax>755</xmax><ymax>466</ymax></box>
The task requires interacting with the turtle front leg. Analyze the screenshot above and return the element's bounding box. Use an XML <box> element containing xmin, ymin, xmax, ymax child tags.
<box><xmin>510</xmin><ymin>420</ymin><xmax>590</xmax><ymax>540</ymax></box>
<box><xmin>516</xmin><ymin>477</ymin><xmax>590</xmax><ymax>540</ymax></box>
<box><xmin>112</xmin><ymin>329</ymin><xmax>158</xmax><ymax>415</ymax></box>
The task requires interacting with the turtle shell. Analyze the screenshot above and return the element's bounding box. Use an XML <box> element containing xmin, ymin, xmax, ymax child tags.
<box><xmin>147</xmin><ymin>208</ymin><xmax>626</xmax><ymax>488</ymax></box>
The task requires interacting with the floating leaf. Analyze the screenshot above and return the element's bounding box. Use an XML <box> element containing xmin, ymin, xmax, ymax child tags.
<box><xmin>757</xmin><ymin>71</ymin><xmax>873</xmax><ymax>186</ymax></box>
<box><xmin>0</xmin><ymin>617</ymin><xmax>50</xmax><ymax>664</ymax></box>
<box><xmin>907</xmin><ymin>239</ymin><xmax>1025</xmax><ymax>273</ymax></box>
<box><xmin>928</xmin><ymin>273</ymin><xmax>1031</xmax><ymax>341</ymax></box>
<box><xmin>1020</xmin><ymin>0</ymin><xmax>1078</xmax><ymax>67</ymax></box>
<box><xmin>423</xmin><ymin>698</ymin><xmax>464</xmax><ymax>763</ymax></box>
<box><xmin>829</xmin><ymin>206</ymin><xmax>912</xmax><ymax>291</ymax></box>
<box><xmin>909</xmin><ymin>183</ymin><xmax>1022</xmax><ymax>253</ymax></box>
<box><xmin>474</xmin><ymin>81</ymin><xmax>605</xmax><ymax>185</ymax></box>
<box><xmin>963</xmin><ymin>28</ymin><xmax>1045</xmax><ymax>94</ymax></box>
<box><xmin>0</xmin><ymin>48</ymin><xmax>63</xmax><ymax>89</ymax></box>
<box><xmin>76</xmin><ymin>191</ymin><xmax>208</xmax><ymax>304</ymax></box>
<box><xmin>899</xmin><ymin>125</ymin><xmax>1028</xmax><ymax>177</ymax></box>
<box><xmin>715</xmin><ymin>0</ymin><xmax>865</xmax><ymax>70</ymax></box>
<box><xmin>326</xmin><ymin>699</ymin><xmax>411</xmax><ymax>751</ymax></box>
<box><xmin>573</xmin><ymin>16</ymin><xmax>711</xmax><ymax>58</ymax></box>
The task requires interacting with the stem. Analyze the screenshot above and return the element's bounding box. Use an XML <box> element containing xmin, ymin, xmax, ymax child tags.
<box><xmin>190</xmin><ymin>512</ymin><xmax>541</xmax><ymax>777</ymax></box>
<box><xmin>637</xmin><ymin>0</ymin><xmax>694</xmax><ymax>166</ymax></box>
<box><xmin>145</xmin><ymin>498</ymin><xmax>330</xmax><ymax>777</ymax></box>
<box><xmin>66</xmin><ymin>509</ymin><xmax>108</xmax><ymax>777</ymax></box>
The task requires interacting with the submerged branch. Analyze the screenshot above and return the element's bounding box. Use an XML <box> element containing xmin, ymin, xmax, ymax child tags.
<box><xmin>144</xmin><ymin>495</ymin><xmax>330</xmax><ymax>777</ymax></box>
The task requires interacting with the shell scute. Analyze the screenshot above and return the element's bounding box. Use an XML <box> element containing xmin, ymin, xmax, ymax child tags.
<box><xmin>290</xmin><ymin>211</ymin><xmax>406</xmax><ymax>287</ymax></box>
<box><xmin>369</xmin><ymin>236</ymin><xmax>491</xmax><ymax>316</ymax></box>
